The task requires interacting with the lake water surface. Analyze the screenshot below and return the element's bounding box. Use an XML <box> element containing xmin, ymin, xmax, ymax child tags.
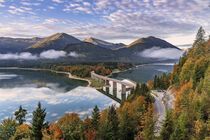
<box><xmin>0</xmin><ymin>63</ymin><xmax>175</xmax><ymax>122</ymax></box>
<box><xmin>0</xmin><ymin>69</ymin><xmax>119</xmax><ymax>122</ymax></box>
<box><xmin>112</xmin><ymin>63</ymin><xmax>175</xmax><ymax>83</ymax></box>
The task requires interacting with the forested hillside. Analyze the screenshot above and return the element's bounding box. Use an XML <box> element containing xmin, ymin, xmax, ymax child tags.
<box><xmin>159</xmin><ymin>27</ymin><xmax>209</xmax><ymax>140</ymax></box>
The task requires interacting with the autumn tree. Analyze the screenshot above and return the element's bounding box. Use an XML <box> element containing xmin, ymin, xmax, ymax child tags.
<box><xmin>57</xmin><ymin>113</ymin><xmax>83</xmax><ymax>139</ymax></box>
<box><xmin>0</xmin><ymin>117</ymin><xmax>18</xmax><ymax>140</ymax></box>
<box><xmin>31</xmin><ymin>102</ymin><xmax>48</xmax><ymax>140</ymax></box>
<box><xmin>84</xmin><ymin>116</ymin><xmax>96</xmax><ymax>140</ymax></box>
<box><xmin>139</xmin><ymin>104</ymin><xmax>157</xmax><ymax>140</ymax></box>
<box><xmin>13</xmin><ymin>124</ymin><xmax>32</xmax><ymax>140</ymax></box>
<box><xmin>14</xmin><ymin>105</ymin><xmax>27</xmax><ymax>125</ymax></box>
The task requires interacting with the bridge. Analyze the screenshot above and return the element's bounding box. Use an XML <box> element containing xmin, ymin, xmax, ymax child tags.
<box><xmin>91</xmin><ymin>71</ymin><xmax>136</xmax><ymax>102</ymax></box>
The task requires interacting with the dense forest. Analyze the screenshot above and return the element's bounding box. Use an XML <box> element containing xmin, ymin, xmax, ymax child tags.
<box><xmin>0</xmin><ymin>27</ymin><xmax>209</xmax><ymax>140</ymax></box>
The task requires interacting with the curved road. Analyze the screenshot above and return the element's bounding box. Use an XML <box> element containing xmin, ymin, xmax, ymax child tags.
<box><xmin>151</xmin><ymin>90</ymin><xmax>174</xmax><ymax>135</ymax></box>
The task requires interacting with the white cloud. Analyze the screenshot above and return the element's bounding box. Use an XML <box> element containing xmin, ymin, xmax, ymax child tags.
<box><xmin>0</xmin><ymin>50</ymin><xmax>86</xmax><ymax>60</ymax></box>
<box><xmin>0</xmin><ymin>52</ymin><xmax>38</xmax><ymax>60</ymax></box>
<box><xmin>52</xmin><ymin>0</ymin><xmax>63</xmax><ymax>3</ymax></box>
<box><xmin>48</xmin><ymin>6</ymin><xmax>55</xmax><ymax>9</ymax></box>
<box><xmin>68</xmin><ymin>51</ymin><xmax>85</xmax><ymax>57</ymax></box>
<box><xmin>139</xmin><ymin>47</ymin><xmax>184</xmax><ymax>60</ymax></box>
<box><xmin>40</xmin><ymin>50</ymin><xmax>67</xmax><ymax>59</ymax></box>
<box><xmin>21</xmin><ymin>2</ymin><xmax>40</xmax><ymax>6</ymax></box>
<box><xmin>83</xmin><ymin>2</ymin><xmax>91</xmax><ymax>6</ymax></box>
<box><xmin>43</xmin><ymin>18</ymin><xmax>59</xmax><ymax>24</ymax></box>
<box><xmin>0</xmin><ymin>0</ymin><xmax>4</xmax><ymax>2</ymax></box>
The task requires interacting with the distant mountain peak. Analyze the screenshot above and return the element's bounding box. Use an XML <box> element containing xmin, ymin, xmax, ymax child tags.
<box><xmin>84</xmin><ymin>37</ymin><xmax>125</xmax><ymax>50</ymax></box>
<box><xmin>26</xmin><ymin>33</ymin><xmax>81</xmax><ymax>53</ymax></box>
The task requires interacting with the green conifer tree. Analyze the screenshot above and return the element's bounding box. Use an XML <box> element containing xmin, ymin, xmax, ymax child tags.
<box><xmin>14</xmin><ymin>105</ymin><xmax>27</xmax><ymax>125</ymax></box>
<box><xmin>160</xmin><ymin>110</ymin><xmax>173</xmax><ymax>140</ymax></box>
<box><xmin>31</xmin><ymin>102</ymin><xmax>47</xmax><ymax>140</ymax></box>
<box><xmin>105</xmin><ymin>105</ymin><xmax>119</xmax><ymax>140</ymax></box>
<box><xmin>91</xmin><ymin>105</ymin><xmax>100</xmax><ymax>130</ymax></box>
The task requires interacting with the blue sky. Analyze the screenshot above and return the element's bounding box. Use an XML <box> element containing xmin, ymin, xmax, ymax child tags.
<box><xmin>0</xmin><ymin>0</ymin><xmax>209</xmax><ymax>46</ymax></box>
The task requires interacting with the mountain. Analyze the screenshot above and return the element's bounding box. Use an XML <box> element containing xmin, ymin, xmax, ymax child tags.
<box><xmin>0</xmin><ymin>37</ymin><xmax>42</xmax><ymax>53</ymax></box>
<box><xmin>26</xmin><ymin>33</ymin><xmax>81</xmax><ymax>53</ymax></box>
<box><xmin>115</xmin><ymin>36</ymin><xmax>181</xmax><ymax>62</ymax></box>
<box><xmin>119</xmin><ymin>36</ymin><xmax>179</xmax><ymax>50</ymax></box>
<box><xmin>63</xmin><ymin>42</ymin><xmax>121</xmax><ymax>61</ymax></box>
<box><xmin>84</xmin><ymin>37</ymin><xmax>125</xmax><ymax>50</ymax></box>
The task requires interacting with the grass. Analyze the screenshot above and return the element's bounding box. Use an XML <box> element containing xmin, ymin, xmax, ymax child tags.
<box><xmin>87</xmin><ymin>78</ymin><xmax>105</xmax><ymax>88</ymax></box>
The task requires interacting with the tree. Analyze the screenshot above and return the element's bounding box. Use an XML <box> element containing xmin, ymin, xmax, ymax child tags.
<box><xmin>0</xmin><ymin>117</ymin><xmax>18</xmax><ymax>140</ymax></box>
<box><xmin>13</xmin><ymin>124</ymin><xmax>32</xmax><ymax>140</ymax></box>
<box><xmin>42</xmin><ymin>123</ymin><xmax>62</xmax><ymax>140</ymax></box>
<box><xmin>119</xmin><ymin>109</ymin><xmax>134</xmax><ymax>140</ymax></box>
<box><xmin>91</xmin><ymin>105</ymin><xmax>100</xmax><ymax>131</ymax></box>
<box><xmin>57</xmin><ymin>113</ymin><xmax>83</xmax><ymax>140</ymax></box>
<box><xmin>170</xmin><ymin>112</ymin><xmax>189</xmax><ymax>140</ymax></box>
<box><xmin>31</xmin><ymin>102</ymin><xmax>47</xmax><ymax>140</ymax></box>
<box><xmin>14</xmin><ymin>105</ymin><xmax>27</xmax><ymax>125</ymax></box>
<box><xmin>139</xmin><ymin>104</ymin><xmax>157</xmax><ymax>140</ymax></box>
<box><xmin>193</xmin><ymin>26</ymin><xmax>206</xmax><ymax>47</ymax></box>
<box><xmin>104</xmin><ymin>105</ymin><xmax>119</xmax><ymax>140</ymax></box>
<box><xmin>160</xmin><ymin>110</ymin><xmax>173</xmax><ymax>140</ymax></box>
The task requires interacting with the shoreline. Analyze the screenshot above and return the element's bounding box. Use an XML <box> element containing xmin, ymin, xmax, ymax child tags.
<box><xmin>0</xmin><ymin>67</ymin><xmax>92</xmax><ymax>87</ymax></box>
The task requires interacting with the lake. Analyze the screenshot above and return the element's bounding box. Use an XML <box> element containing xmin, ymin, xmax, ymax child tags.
<box><xmin>0</xmin><ymin>69</ymin><xmax>119</xmax><ymax>122</ymax></box>
<box><xmin>112</xmin><ymin>63</ymin><xmax>175</xmax><ymax>83</ymax></box>
<box><xmin>0</xmin><ymin>63</ymin><xmax>175</xmax><ymax>122</ymax></box>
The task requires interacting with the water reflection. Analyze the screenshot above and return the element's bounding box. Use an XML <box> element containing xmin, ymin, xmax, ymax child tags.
<box><xmin>0</xmin><ymin>69</ymin><xmax>119</xmax><ymax>122</ymax></box>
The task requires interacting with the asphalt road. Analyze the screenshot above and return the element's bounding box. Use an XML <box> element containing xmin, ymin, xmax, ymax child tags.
<box><xmin>151</xmin><ymin>90</ymin><xmax>175</xmax><ymax>135</ymax></box>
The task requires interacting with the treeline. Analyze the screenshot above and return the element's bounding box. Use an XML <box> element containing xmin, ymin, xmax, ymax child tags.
<box><xmin>159</xmin><ymin>27</ymin><xmax>209</xmax><ymax>140</ymax></box>
<box><xmin>51</xmin><ymin>63</ymin><xmax>134</xmax><ymax>78</ymax></box>
<box><xmin>0</xmin><ymin>83</ymin><xmax>156</xmax><ymax>140</ymax></box>
<box><xmin>150</xmin><ymin>73</ymin><xmax>171</xmax><ymax>90</ymax></box>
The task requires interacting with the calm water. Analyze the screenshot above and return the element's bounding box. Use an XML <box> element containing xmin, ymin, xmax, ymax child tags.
<box><xmin>0</xmin><ymin>69</ymin><xmax>119</xmax><ymax>122</ymax></box>
<box><xmin>0</xmin><ymin>63</ymin><xmax>175</xmax><ymax>122</ymax></box>
<box><xmin>112</xmin><ymin>63</ymin><xmax>175</xmax><ymax>83</ymax></box>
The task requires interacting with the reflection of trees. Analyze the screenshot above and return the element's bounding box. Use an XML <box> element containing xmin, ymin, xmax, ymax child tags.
<box><xmin>33</xmin><ymin>80</ymin><xmax>47</xmax><ymax>88</ymax></box>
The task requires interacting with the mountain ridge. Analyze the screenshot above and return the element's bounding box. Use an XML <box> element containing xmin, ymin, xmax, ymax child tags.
<box><xmin>84</xmin><ymin>37</ymin><xmax>125</xmax><ymax>50</ymax></box>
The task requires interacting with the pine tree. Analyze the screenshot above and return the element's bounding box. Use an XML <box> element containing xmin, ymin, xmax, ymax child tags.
<box><xmin>31</xmin><ymin>102</ymin><xmax>47</xmax><ymax>140</ymax></box>
<box><xmin>140</xmin><ymin>104</ymin><xmax>157</xmax><ymax>140</ymax></box>
<box><xmin>105</xmin><ymin>105</ymin><xmax>119</xmax><ymax>140</ymax></box>
<box><xmin>91</xmin><ymin>105</ymin><xmax>100</xmax><ymax>130</ymax></box>
<box><xmin>14</xmin><ymin>105</ymin><xmax>27</xmax><ymax>125</ymax></box>
<box><xmin>160</xmin><ymin>110</ymin><xmax>173</xmax><ymax>140</ymax></box>
<box><xmin>170</xmin><ymin>112</ymin><xmax>189</xmax><ymax>140</ymax></box>
<box><xmin>193</xmin><ymin>26</ymin><xmax>205</xmax><ymax>47</ymax></box>
<box><xmin>119</xmin><ymin>109</ymin><xmax>134</xmax><ymax>140</ymax></box>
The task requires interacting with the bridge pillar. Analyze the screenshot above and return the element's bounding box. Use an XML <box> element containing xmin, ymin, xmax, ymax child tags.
<box><xmin>121</xmin><ymin>85</ymin><xmax>126</xmax><ymax>101</ymax></box>
<box><xmin>113</xmin><ymin>81</ymin><xmax>117</xmax><ymax>97</ymax></box>
<box><xmin>105</xmin><ymin>80</ymin><xmax>109</xmax><ymax>86</ymax></box>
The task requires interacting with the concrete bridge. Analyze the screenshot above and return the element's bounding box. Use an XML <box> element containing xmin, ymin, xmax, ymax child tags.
<box><xmin>91</xmin><ymin>71</ymin><xmax>136</xmax><ymax>102</ymax></box>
